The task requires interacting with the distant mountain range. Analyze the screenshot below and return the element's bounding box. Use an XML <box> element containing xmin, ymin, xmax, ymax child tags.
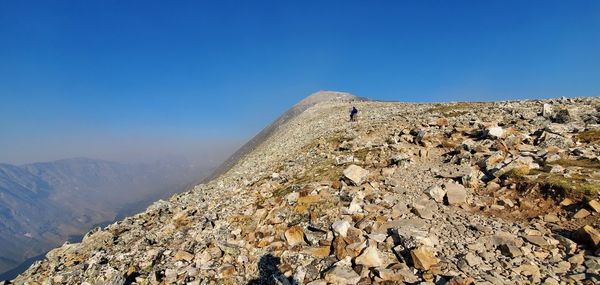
<box><xmin>0</xmin><ymin>156</ymin><xmax>224</xmax><ymax>278</ymax></box>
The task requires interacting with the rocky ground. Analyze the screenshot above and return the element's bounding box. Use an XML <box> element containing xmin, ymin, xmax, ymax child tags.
<box><xmin>6</xmin><ymin>92</ymin><xmax>600</xmax><ymax>284</ymax></box>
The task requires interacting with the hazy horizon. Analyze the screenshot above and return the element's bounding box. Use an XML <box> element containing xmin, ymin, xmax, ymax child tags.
<box><xmin>0</xmin><ymin>137</ymin><xmax>243</xmax><ymax>165</ymax></box>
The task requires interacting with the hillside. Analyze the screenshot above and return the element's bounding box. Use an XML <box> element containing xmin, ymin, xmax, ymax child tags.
<box><xmin>0</xmin><ymin>157</ymin><xmax>220</xmax><ymax>279</ymax></box>
<box><xmin>9</xmin><ymin>92</ymin><xmax>600</xmax><ymax>284</ymax></box>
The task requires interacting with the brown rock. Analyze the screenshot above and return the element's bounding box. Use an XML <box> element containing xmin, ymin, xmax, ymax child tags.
<box><xmin>376</xmin><ymin>268</ymin><xmax>403</xmax><ymax>281</ymax></box>
<box><xmin>303</xmin><ymin>246</ymin><xmax>331</xmax><ymax>258</ymax></box>
<box><xmin>219</xmin><ymin>264</ymin><xmax>236</xmax><ymax>278</ymax></box>
<box><xmin>174</xmin><ymin>250</ymin><xmax>194</xmax><ymax>262</ymax></box>
<box><xmin>285</xmin><ymin>226</ymin><xmax>306</xmax><ymax>247</ymax></box>
<box><xmin>447</xmin><ymin>276</ymin><xmax>475</xmax><ymax>285</ymax></box>
<box><xmin>333</xmin><ymin>237</ymin><xmax>349</xmax><ymax>260</ymax></box>
<box><xmin>576</xmin><ymin>225</ymin><xmax>600</xmax><ymax>248</ymax></box>
<box><xmin>588</xmin><ymin>199</ymin><xmax>600</xmax><ymax>213</ymax></box>
<box><xmin>560</xmin><ymin>198</ymin><xmax>575</xmax><ymax>206</ymax></box>
<box><xmin>410</xmin><ymin>246</ymin><xmax>438</xmax><ymax>270</ymax></box>
<box><xmin>574</xmin><ymin>209</ymin><xmax>591</xmax><ymax>219</ymax></box>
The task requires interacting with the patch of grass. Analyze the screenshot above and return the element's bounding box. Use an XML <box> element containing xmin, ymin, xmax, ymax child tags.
<box><xmin>544</xmin><ymin>174</ymin><xmax>600</xmax><ymax>196</ymax></box>
<box><xmin>426</xmin><ymin>103</ymin><xmax>479</xmax><ymax>117</ymax></box>
<box><xmin>548</xmin><ymin>158</ymin><xmax>600</xmax><ymax>169</ymax></box>
<box><xmin>294</xmin><ymin>159</ymin><xmax>344</xmax><ymax>185</ymax></box>
<box><xmin>273</xmin><ymin>185</ymin><xmax>294</xmax><ymax>197</ymax></box>
<box><xmin>511</xmin><ymin>170</ymin><xmax>600</xmax><ymax>199</ymax></box>
<box><xmin>575</xmin><ymin>130</ymin><xmax>600</xmax><ymax>144</ymax></box>
<box><xmin>503</xmin><ymin>165</ymin><xmax>531</xmax><ymax>178</ymax></box>
<box><xmin>352</xmin><ymin>148</ymin><xmax>371</xmax><ymax>162</ymax></box>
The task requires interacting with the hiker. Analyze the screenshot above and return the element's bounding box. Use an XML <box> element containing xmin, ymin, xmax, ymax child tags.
<box><xmin>350</xmin><ymin>106</ymin><xmax>358</xmax><ymax>121</ymax></box>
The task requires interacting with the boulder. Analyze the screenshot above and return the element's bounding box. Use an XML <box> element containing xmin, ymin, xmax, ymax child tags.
<box><xmin>354</xmin><ymin>243</ymin><xmax>384</xmax><ymax>268</ymax></box>
<box><xmin>425</xmin><ymin>185</ymin><xmax>446</xmax><ymax>203</ymax></box>
<box><xmin>285</xmin><ymin>226</ymin><xmax>306</xmax><ymax>247</ymax></box>
<box><xmin>331</xmin><ymin>220</ymin><xmax>352</xmax><ymax>238</ymax></box>
<box><xmin>444</xmin><ymin>183</ymin><xmax>467</xmax><ymax>205</ymax></box>
<box><xmin>576</xmin><ymin>225</ymin><xmax>600</xmax><ymax>248</ymax></box>
<box><xmin>552</xmin><ymin>109</ymin><xmax>572</xmax><ymax>123</ymax></box>
<box><xmin>324</xmin><ymin>258</ymin><xmax>361</xmax><ymax>285</ymax></box>
<box><xmin>542</xmin><ymin>103</ymin><xmax>553</xmax><ymax>118</ymax></box>
<box><xmin>413</xmin><ymin>198</ymin><xmax>436</xmax><ymax>220</ymax></box>
<box><xmin>588</xmin><ymin>200</ymin><xmax>600</xmax><ymax>213</ymax></box>
<box><xmin>410</xmin><ymin>246</ymin><xmax>438</xmax><ymax>270</ymax></box>
<box><xmin>342</xmin><ymin>165</ymin><xmax>369</xmax><ymax>185</ymax></box>
<box><xmin>573</xmin><ymin>209</ymin><xmax>591</xmax><ymax>219</ymax></box>
<box><xmin>486</xmin><ymin>126</ymin><xmax>505</xmax><ymax>139</ymax></box>
<box><xmin>174</xmin><ymin>250</ymin><xmax>194</xmax><ymax>262</ymax></box>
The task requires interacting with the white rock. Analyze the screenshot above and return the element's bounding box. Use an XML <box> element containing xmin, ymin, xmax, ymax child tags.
<box><xmin>486</xmin><ymin>126</ymin><xmax>505</xmax><ymax>139</ymax></box>
<box><xmin>332</xmin><ymin>220</ymin><xmax>352</xmax><ymax>238</ymax></box>
<box><xmin>355</xmin><ymin>242</ymin><xmax>384</xmax><ymax>267</ymax></box>
<box><xmin>343</xmin><ymin>165</ymin><xmax>369</xmax><ymax>185</ymax></box>
<box><xmin>425</xmin><ymin>185</ymin><xmax>446</xmax><ymax>203</ymax></box>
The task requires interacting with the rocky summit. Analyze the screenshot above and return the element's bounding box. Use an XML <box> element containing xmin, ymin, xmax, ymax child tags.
<box><xmin>8</xmin><ymin>91</ymin><xmax>600</xmax><ymax>284</ymax></box>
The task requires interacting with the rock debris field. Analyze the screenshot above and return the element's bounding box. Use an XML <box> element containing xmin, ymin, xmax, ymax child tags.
<box><xmin>7</xmin><ymin>92</ymin><xmax>600</xmax><ymax>285</ymax></box>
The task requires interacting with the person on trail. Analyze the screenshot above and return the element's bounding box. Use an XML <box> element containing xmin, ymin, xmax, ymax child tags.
<box><xmin>350</xmin><ymin>106</ymin><xmax>358</xmax><ymax>121</ymax></box>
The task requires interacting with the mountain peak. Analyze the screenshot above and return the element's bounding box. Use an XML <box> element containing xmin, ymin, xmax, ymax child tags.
<box><xmin>296</xmin><ymin>90</ymin><xmax>356</xmax><ymax>107</ymax></box>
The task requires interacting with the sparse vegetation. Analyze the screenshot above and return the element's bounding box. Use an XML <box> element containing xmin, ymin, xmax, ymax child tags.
<box><xmin>575</xmin><ymin>129</ymin><xmax>600</xmax><ymax>144</ymax></box>
<box><xmin>548</xmin><ymin>158</ymin><xmax>600</xmax><ymax>169</ymax></box>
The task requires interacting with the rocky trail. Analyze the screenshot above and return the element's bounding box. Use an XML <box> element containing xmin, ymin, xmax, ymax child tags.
<box><xmin>7</xmin><ymin>91</ymin><xmax>600</xmax><ymax>285</ymax></box>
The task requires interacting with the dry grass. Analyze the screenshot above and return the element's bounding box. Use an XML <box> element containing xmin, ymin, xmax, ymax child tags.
<box><xmin>425</xmin><ymin>103</ymin><xmax>480</xmax><ymax>117</ymax></box>
<box><xmin>548</xmin><ymin>158</ymin><xmax>600</xmax><ymax>169</ymax></box>
<box><xmin>511</xmin><ymin>169</ymin><xmax>600</xmax><ymax>199</ymax></box>
<box><xmin>575</xmin><ymin>129</ymin><xmax>600</xmax><ymax>144</ymax></box>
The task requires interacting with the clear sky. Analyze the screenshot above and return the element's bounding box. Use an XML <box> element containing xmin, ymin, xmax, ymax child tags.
<box><xmin>1</xmin><ymin>1</ymin><xmax>599</xmax><ymax>164</ymax></box>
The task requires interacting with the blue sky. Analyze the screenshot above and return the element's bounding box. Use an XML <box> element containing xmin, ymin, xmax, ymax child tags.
<box><xmin>1</xmin><ymin>1</ymin><xmax>599</xmax><ymax>163</ymax></box>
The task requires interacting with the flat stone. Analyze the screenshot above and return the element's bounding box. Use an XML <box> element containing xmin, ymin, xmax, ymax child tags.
<box><xmin>574</xmin><ymin>209</ymin><xmax>591</xmax><ymax>219</ymax></box>
<box><xmin>568</xmin><ymin>253</ymin><xmax>585</xmax><ymax>266</ymax></box>
<box><xmin>499</xmin><ymin>244</ymin><xmax>522</xmax><ymax>257</ymax></box>
<box><xmin>285</xmin><ymin>226</ymin><xmax>306</xmax><ymax>246</ymax></box>
<box><xmin>544</xmin><ymin>213</ymin><xmax>560</xmax><ymax>223</ymax></box>
<box><xmin>375</xmin><ymin>268</ymin><xmax>403</xmax><ymax>281</ymax></box>
<box><xmin>524</xmin><ymin>235</ymin><xmax>548</xmax><ymax>248</ymax></box>
<box><xmin>302</xmin><ymin>246</ymin><xmax>331</xmax><ymax>258</ymax></box>
<box><xmin>410</xmin><ymin>246</ymin><xmax>438</xmax><ymax>270</ymax></box>
<box><xmin>560</xmin><ymin>198</ymin><xmax>575</xmax><ymax>206</ymax></box>
<box><xmin>588</xmin><ymin>200</ymin><xmax>600</xmax><ymax>213</ymax></box>
<box><xmin>413</xmin><ymin>198</ymin><xmax>435</xmax><ymax>220</ymax></box>
<box><xmin>342</xmin><ymin>165</ymin><xmax>369</xmax><ymax>185</ymax></box>
<box><xmin>324</xmin><ymin>259</ymin><xmax>361</xmax><ymax>285</ymax></box>
<box><xmin>174</xmin><ymin>250</ymin><xmax>194</xmax><ymax>262</ymax></box>
<box><xmin>576</xmin><ymin>225</ymin><xmax>600</xmax><ymax>248</ymax></box>
<box><xmin>444</xmin><ymin>183</ymin><xmax>467</xmax><ymax>205</ymax></box>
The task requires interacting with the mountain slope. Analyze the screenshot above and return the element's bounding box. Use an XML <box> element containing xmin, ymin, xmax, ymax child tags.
<box><xmin>203</xmin><ymin>90</ymin><xmax>361</xmax><ymax>182</ymax></box>
<box><xmin>10</xmin><ymin>93</ymin><xmax>600</xmax><ymax>284</ymax></box>
<box><xmin>0</xmin><ymin>157</ymin><xmax>222</xmax><ymax>279</ymax></box>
